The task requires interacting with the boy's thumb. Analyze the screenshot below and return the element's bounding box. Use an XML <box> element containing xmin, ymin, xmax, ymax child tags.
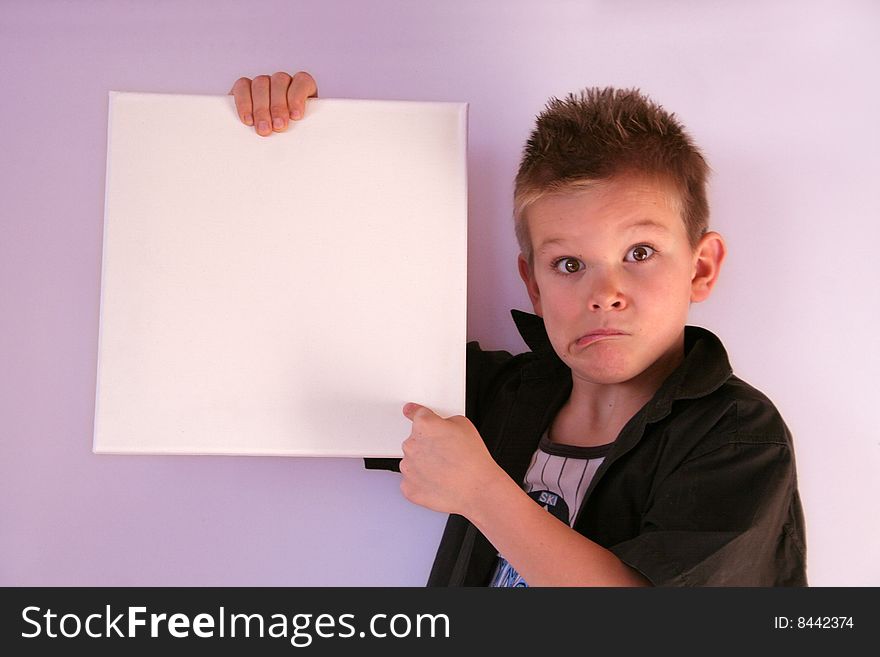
<box><xmin>402</xmin><ymin>402</ymin><xmax>435</xmax><ymax>422</ymax></box>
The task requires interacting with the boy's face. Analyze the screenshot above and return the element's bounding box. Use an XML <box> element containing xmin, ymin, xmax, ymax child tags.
<box><xmin>519</xmin><ymin>175</ymin><xmax>723</xmax><ymax>388</ymax></box>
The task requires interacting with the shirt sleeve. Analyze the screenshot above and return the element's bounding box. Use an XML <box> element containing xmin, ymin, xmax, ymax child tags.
<box><xmin>608</xmin><ymin>440</ymin><xmax>807</xmax><ymax>586</ymax></box>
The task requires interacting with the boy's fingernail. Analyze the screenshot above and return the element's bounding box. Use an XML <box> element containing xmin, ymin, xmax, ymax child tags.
<box><xmin>258</xmin><ymin>120</ymin><xmax>269</xmax><ymax>133</ymax></box>
<box><xmin>291</xmin><ymin>109</ymin><xmax>302</xmax><ymax>120</ymax></box>
<box><xmin>243</xmin><ymin>113</ymin><xmax>253</xmax><ymax>126</ymax></box>
<box><xmin>273</xmin><ymin>117</ymin><xmax>284</xmax><ymax>130</ymax></box>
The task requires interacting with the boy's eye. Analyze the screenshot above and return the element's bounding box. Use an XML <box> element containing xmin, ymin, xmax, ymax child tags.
<box><xmin>554</xmin><ymin>257</ymin><xmax>585</xmax><ymax>274</ymax></box>
<box><xmin>625</xmin><ymin>245</ymin><xmax>655</xmax><ymax>262</ymax></box>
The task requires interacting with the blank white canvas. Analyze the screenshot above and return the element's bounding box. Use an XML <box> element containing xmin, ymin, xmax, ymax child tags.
<box><xmin>94</xmin><ymin>92</ymin><xmax>467</xmax><ymax>457</ymax></box>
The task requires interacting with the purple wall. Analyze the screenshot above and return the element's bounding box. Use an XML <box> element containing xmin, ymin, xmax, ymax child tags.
<box><xmin>2</xmin><ymin>0</ymin><xmax>879</xmax><ymax>585</ymax></box>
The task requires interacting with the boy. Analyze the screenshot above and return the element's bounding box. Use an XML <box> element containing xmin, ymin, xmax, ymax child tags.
<box><xmin>230</xmin><ymin>72</ymin><xmax>807</xmax><ymax>586</ymax></box>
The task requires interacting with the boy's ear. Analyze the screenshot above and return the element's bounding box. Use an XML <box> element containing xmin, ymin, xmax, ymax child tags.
<box><xmin>518</xmin><ymin>254</ymin><xmax>543</xmax><ymax>316</ymax></box>
<box><xmin>690</xmin><ymin>231</ymin><xmax>726</xmax><ymax>303</ymax></box>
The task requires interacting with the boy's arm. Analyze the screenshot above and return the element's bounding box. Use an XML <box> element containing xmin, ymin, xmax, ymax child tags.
<box><xmin>400</xmin><ymin>403</ymin><xmax>651</xmax><ymax>587</ymax></box>
<box><xmin>472</xmin><ymin>470</ymin><xmax>652</xmax><ymax>586</ymax></box>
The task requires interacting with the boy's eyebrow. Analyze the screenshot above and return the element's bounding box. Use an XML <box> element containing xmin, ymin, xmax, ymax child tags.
<box><xmin>537</xmin><ymin>219</ymin><xmax>670</xmax><ymax>251</ymax></box>
<box><xmin>536</xmin><ymin>236</ymin><xmax>585</xmax><ymax>254</ymax></box>
<box><xmin>624</xmin><ymin>218</ymin><xmax>671</xmax><ymax>232</ymax></box>
<box><xmin>536</xmin><ymin>237</ymin><xmax>567</xmax><ymax>251</ymax></box>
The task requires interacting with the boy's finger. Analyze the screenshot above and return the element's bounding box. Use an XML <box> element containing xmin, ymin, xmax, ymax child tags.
<box><xmin>269</xmin><ymin>71</ymin><xmax>292</xmax><ymax>132</ymax></box>
<box><xmin>402</xmin><ymin>403</ymin><xmax>422</xmax><ymax>421</ymax></box>
<box><xmin>251</xmin><ymin>75</ymin><xmax>272</xmax><ymax>137</ymax></box>
<box><xmin>287</xmin><ymin>70</ymin><xmax>318</xmax><ymax>120</ymax></box>
<box><xmin>402</xmin><ymin>402</ymin><xmax>439</xmax><ymax>423</ymax></box>
<box><xmin>228</xmin><ymin>77</ymin><xmax>254</xmax><ymax>126</ymax></box>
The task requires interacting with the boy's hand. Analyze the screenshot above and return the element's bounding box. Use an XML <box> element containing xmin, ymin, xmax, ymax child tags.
<box><xmin>228</xmin><ymin>71</ymin><xmax>318</xmax><ymax>137</ymax></box>
<box><xmin>399</xmin><ymin>403</ymin><xmax>506</xmax><ymax>517</ymax></box>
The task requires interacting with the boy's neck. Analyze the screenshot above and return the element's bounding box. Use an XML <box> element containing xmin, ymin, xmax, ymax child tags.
<box><xmin>550</xmin><ymin>334</ymin><xmax>685</xmax><ymax>448</ymax></box>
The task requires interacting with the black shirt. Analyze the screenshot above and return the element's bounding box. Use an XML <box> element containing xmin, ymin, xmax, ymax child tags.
<box><xmin>368</xmin><ymin>310</ymin><xmax>807</xmax><ymax>586</ymax></box>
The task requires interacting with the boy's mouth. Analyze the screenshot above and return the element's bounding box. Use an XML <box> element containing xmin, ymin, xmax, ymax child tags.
<box><xmin>575</xmin><ymin>329</ymin><xmax>627</xmax><ymax>348</ymax></box>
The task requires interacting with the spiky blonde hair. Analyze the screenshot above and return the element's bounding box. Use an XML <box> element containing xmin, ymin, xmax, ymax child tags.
<box><xmin>514</xmin><ymin>87</ymin><xmax>710</xmax><ymax>263</ymax></box>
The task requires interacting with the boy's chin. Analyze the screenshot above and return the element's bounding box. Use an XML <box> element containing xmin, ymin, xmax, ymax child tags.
<box><xmin>568</xmin><ymin>367</ymin><xmax>643</xmax><ymax>387</ymax></box>
<box><xmin>562</xmin><ymin>356</ymin><xmax>638</xmax><ymax>386</ymax></box>
<box><xmin>563</xmin><ymin>347</ymin><xmax>682</xmax><ymax>389</ymax></box>
<box><xmin>558</xmin><ymin>347</ymin><xmax>653</xmax><ymax>387</ymax></box>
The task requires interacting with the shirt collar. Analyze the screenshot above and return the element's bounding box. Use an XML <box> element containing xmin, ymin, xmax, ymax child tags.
<box><xmin>510</xmin><ymin>309</ymin><xmax>733</xmax><ymax>412</ymax></box>
<box><xmin>511</xmin><ymin>309</ymin><xmax>557</xmax><ymax>355</ymax></box>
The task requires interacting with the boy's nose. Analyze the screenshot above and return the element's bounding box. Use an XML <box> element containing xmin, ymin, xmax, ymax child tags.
<box><xmin>586</xmin><ymin>269</ymin><xmax>626</xmax><ymax>311</ymax></box>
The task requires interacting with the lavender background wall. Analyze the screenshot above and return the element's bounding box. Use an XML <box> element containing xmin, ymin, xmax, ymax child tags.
<box><xmin>2</xmin><ymin>0</ymin><xmax>878</xmax><ymax>586</ymax></box>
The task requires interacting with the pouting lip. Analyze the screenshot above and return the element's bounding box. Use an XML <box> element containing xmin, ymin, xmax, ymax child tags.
<box><xmin>575</xmin><ymin>329</ymin><xmax>627</xmax><ymax>346</ymax></box>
